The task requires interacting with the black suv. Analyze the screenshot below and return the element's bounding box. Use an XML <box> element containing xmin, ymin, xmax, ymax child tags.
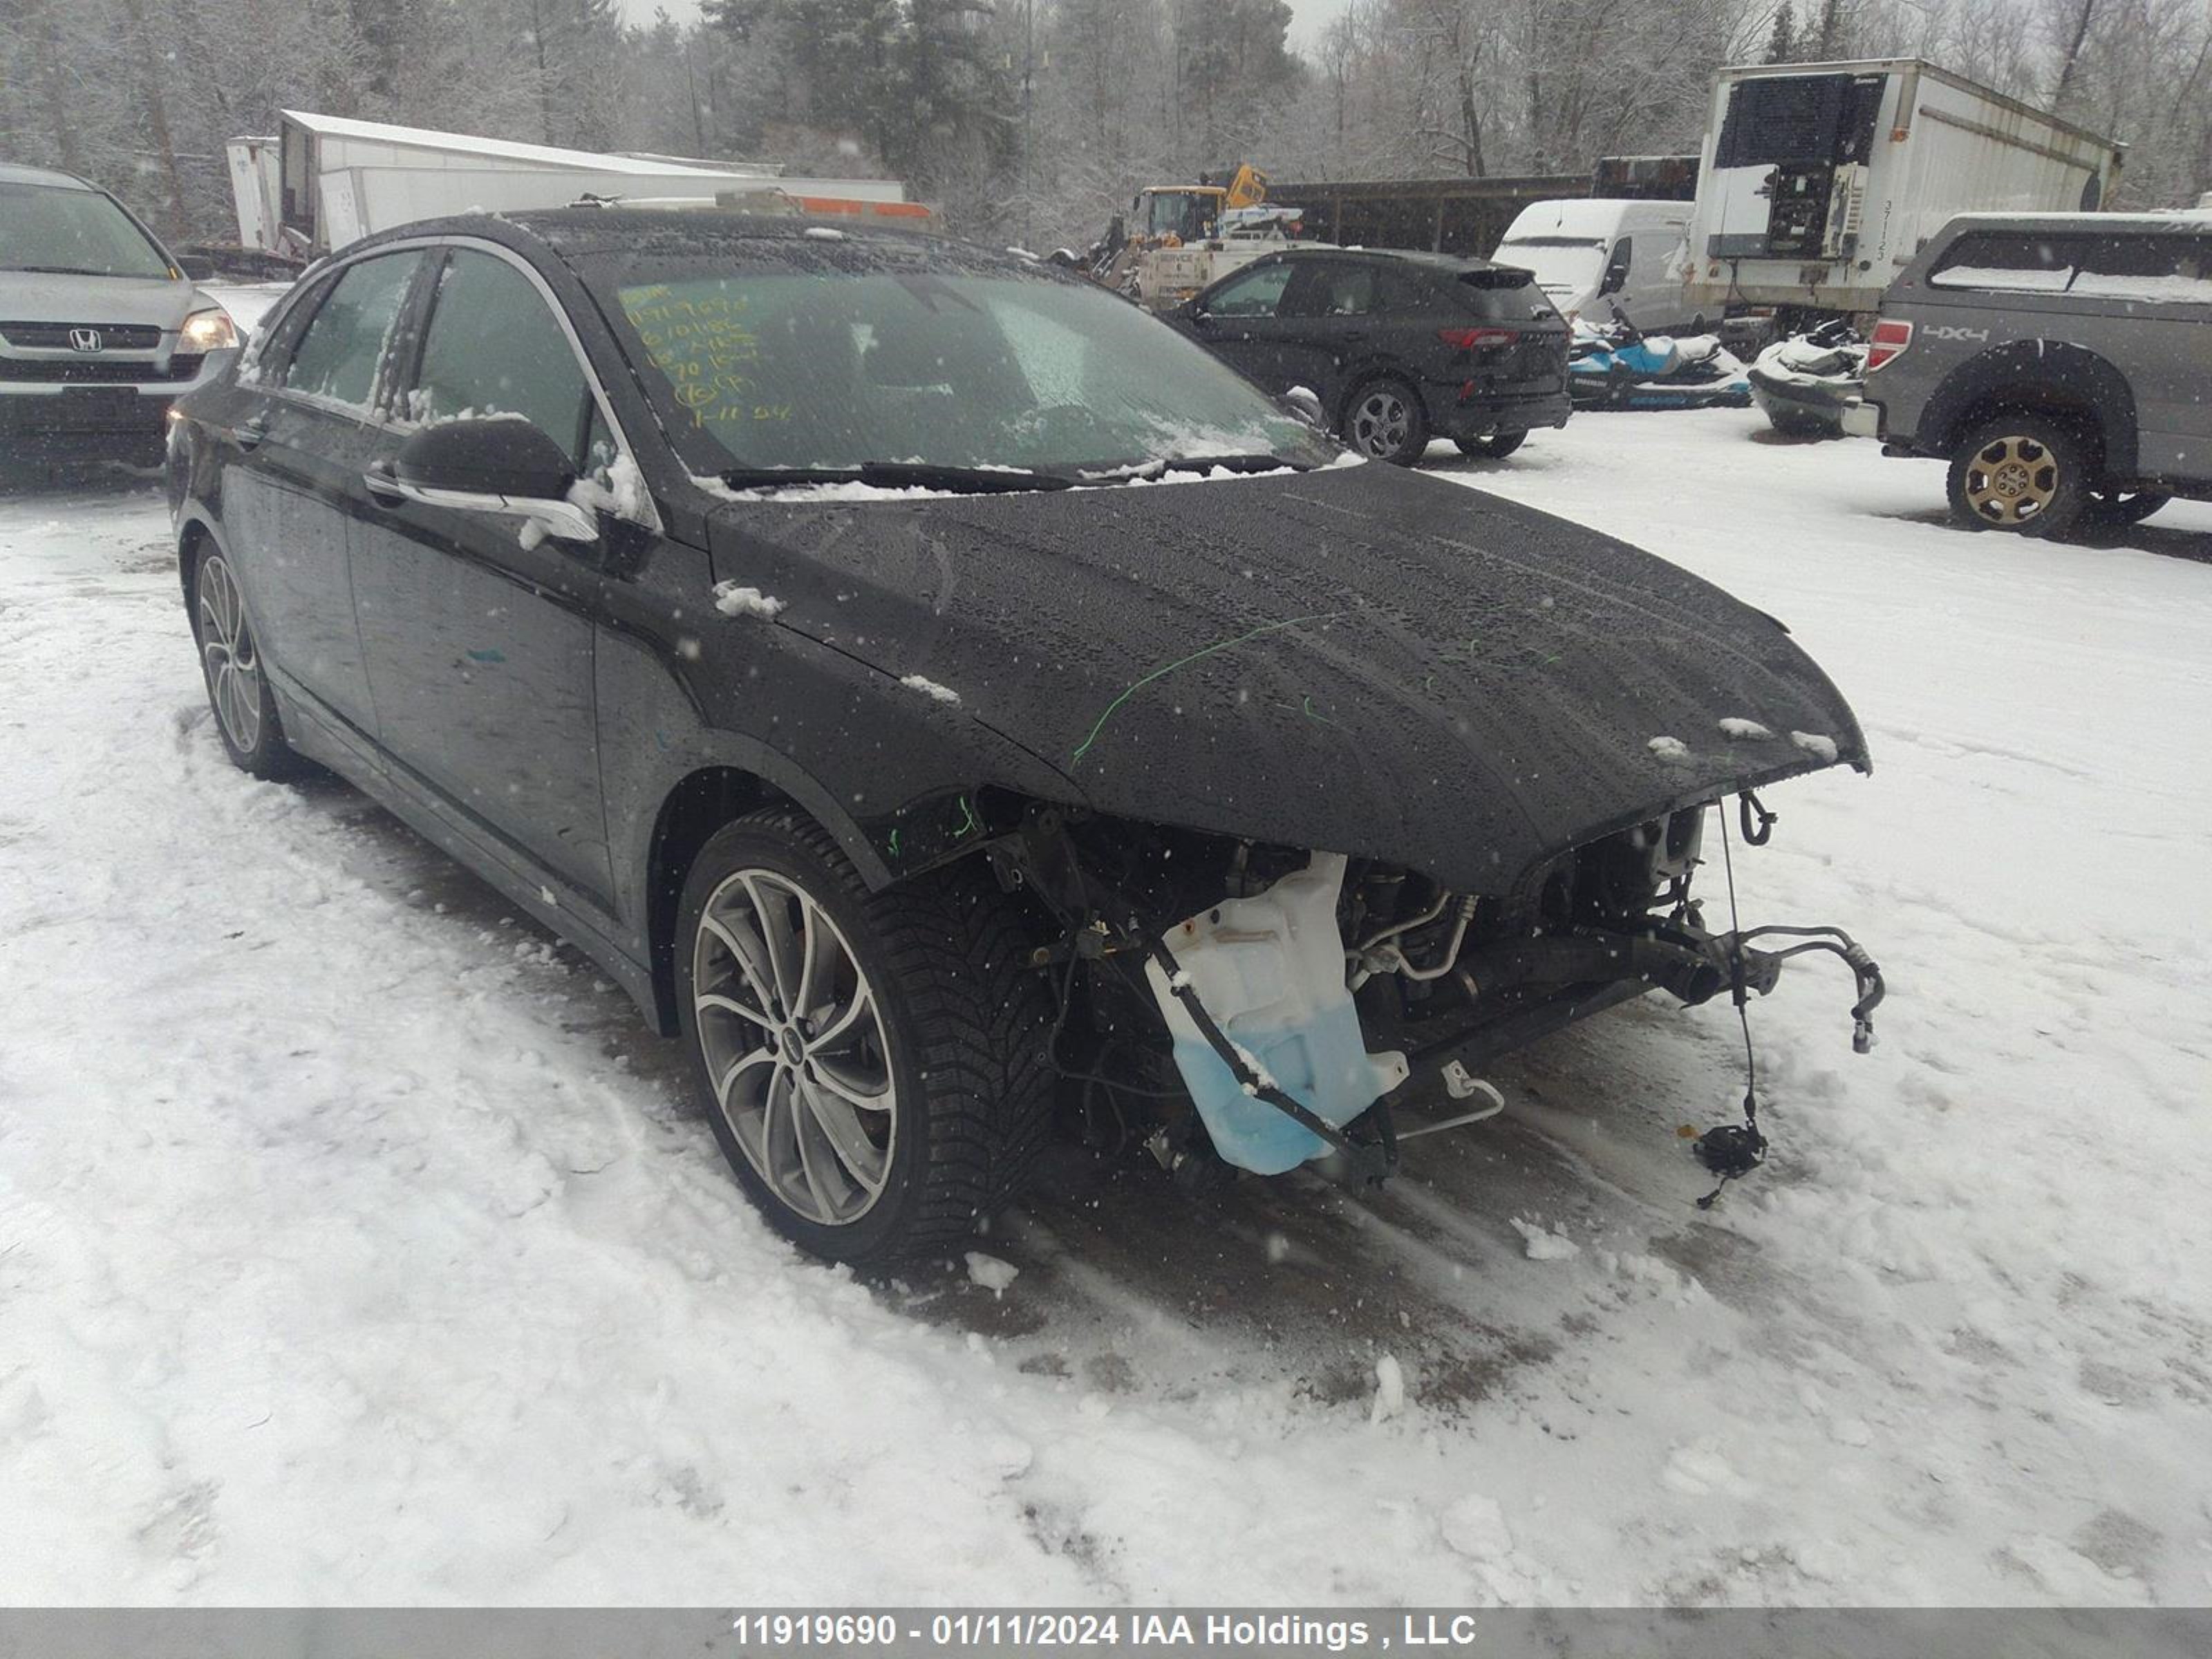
<box><xmin>168</xmin><ymin>209</ymin><xmax>1876</xmax><ymax>1264</ymax></box>
<box><xmin>1853</xmin><ymin>211</ymin><xmax>2212</xmax><ymax>537</ymax></box>
<box><xmin>1168</xmin><ymin>247</ymin><xmax>1571</xmax><ymax>465</ymax></box>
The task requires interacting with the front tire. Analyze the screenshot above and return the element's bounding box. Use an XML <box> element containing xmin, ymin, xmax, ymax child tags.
<box><xmin>1947</xmin><ymin>415</ymin><xmax>2092</xmax><ymax>538</ymax></box>
<box><xmin>191</xmin><ymin>550</ymin><xmax>308</xmax><ymax>778</ymax></box>
<box><xmin>675</xmin><ymin>808</ymin><xmax>1054</xmax><ymax>1266</ymax></box>
<box><xmin>1454</xmin><ymin>431</ymin><xmax>1527</xmax><ymax>460</ymax></box>
<box><xmin>1342</xmin><ymin>376</ymin><xmax>1430</xmax><ymax>465</ymax></box>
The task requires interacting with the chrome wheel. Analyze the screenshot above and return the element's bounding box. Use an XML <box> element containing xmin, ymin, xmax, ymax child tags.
<box><xmin>1349</xmin><ymin>386</ymin><xmax>1413</xmax><ymax>458</ymax></box>
<box><xmin>197</xmin><ymin>555</ymin><xmax>263</xmax><ymax>753</ymax></box>
<box><xmin>1962</xmin><ymin>433</ymin><xmax>2059</xmax><ymax>527</ymax></box>
<box><xmin>691</xmin><ymin>868</ymin><xmax>895</xmax><ymax>1227</ymax></box>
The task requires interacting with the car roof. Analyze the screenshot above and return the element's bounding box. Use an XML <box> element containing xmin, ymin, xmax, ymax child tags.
<box><xmin>0</xmin><ymin>162</ymin><xmax>96</xmax><ymax>191</ymax></box>
<box><xmin>1269</xmin><ymin>245</ymin><xmax>1503</xmax><ymax>274</ymax></box>
<box><xmin>1940</xmin><ymin>209</ymin><xmax>2212</xmax><ymax>235</ymax></box>
<box><xmin>338</xmin><ymin>205</ymin><xmax>1054</xmax><ymax>282</ymax></box>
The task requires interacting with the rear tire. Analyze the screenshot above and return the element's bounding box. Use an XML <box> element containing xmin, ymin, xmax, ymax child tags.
<box><xmin>191</xmin><ymin>550</ymin><xmax>309</xmax><ymax>779</ymax></box>
<box><xmin>675</xmin><ymin>807</ymin><xmax>1054</xmax><ymax>1266</ymax></box>
<box><xmin>1947</xmin><ymin>414</ymin><xmax>2092</xmax><ymax>538</ymax></box>
<box><xmin>1454</xmin><ymin>431</ymin><xmax>1527</xmax><ymax>460</ymax></box>
<box><xmin>1342</xmin><ymin>376</ymin><xmax>1430</xmax><ymax>465</ymax></box>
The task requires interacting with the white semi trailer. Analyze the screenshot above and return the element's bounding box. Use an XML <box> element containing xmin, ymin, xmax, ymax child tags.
<box><xmin>1684</xmin><ymin>59</ymin><xmax>2124</xmax><ymax>324</ymax></box>
<box><xmin>228</xmin><ymin>111</ymin><xmax>913</xmax><ymax>258</ymax></box>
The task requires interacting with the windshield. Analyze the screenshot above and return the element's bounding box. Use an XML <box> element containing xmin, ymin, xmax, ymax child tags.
<box><xmin>1494</xmin><ymin>238</ymin><xmax>1606</xmax><ymax>297</ymax></box>
<box><xmin>1140</xmin><ymin>191</ymin><xmax>1218</xmax><ymax>241</ymax></box>
<box><xmin>0</xmin><ymin>182</ymin><xmax>174</xmax><ymax>279</ymax></box>
<box><xmin>608</xmin><ymin>263</ymin><xmax>1333</xmax><ymax>479</ymax></box>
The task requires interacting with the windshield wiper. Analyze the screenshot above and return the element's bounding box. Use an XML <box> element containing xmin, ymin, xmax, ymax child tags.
<box><xmin>1079</xmin><ymin>453</ymin><xmax>1312</xmax><ymax>484</ymax></box>
<box><xmin>718</xmin><ymin>461</ymin><xmax>1071</xmax><ymax>495</ymax></box>
<box><xmin>3</xmin><ymin>265</ymin><xmax>123</xmax><ymax>276</ymax></box>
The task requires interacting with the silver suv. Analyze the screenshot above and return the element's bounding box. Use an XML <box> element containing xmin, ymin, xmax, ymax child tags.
<box><xmin>1851</xmin><ymin>211</ymin><xmax>2212</xmax><ymax>538</ymax></box>
<box><xmin>2</xmin><ymin>163</ymin><xmax>243</xmax><ymax>471</ymax></box>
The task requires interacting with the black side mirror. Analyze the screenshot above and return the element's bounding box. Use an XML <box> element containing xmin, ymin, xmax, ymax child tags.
<box><xmin>1280</xmin><ymin>385</ymin><xmax>1325</xmax><ymax>429</ymax></box>
<box><xmin>387</xmin><ymin>417</ymin><xmax>596</xmax><ymax>543</ymax></box>
<box><xmin>176</xmin><ymin>254</ymin><xmax>216</xmax><ymax>281</ymax></box>
<box><xmin>395</xmin><ymin>417</ymin><xmax>576</xmax><ymax>500</ymax></box>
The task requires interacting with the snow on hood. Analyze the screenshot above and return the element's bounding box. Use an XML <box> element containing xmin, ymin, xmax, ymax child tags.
<box><xmin>701</xmin><ymin>462</ymin><xmax>1867</xmax><ymax>892</ymax></box>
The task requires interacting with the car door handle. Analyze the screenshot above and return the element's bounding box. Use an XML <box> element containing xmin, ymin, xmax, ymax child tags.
<box><xmin>362</xmin><ymin>460</ymin><xmax>406</xmax><ymax>505</ymax></box>
<box><xmin>1339</xmin><ymin>329</ymin><xmax>1369</xmax><ymax>342</ymax></box>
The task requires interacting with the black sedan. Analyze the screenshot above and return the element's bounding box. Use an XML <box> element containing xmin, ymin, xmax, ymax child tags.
<box><xmin>168</xmin><ymin>209</ymin><xmax>1875</xmax><ymax>1264</ymax></box>
<box><xmin>1166</xmin><ymin>247</ymin><xmax>1572</xmax><ymax>465</ymax></box>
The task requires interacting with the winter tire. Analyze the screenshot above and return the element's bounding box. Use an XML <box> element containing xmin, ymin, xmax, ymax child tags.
<box><xmin>675</xmin><ymin>807</ymin><xmax>1054</xmax><ymax>1266</ymax></box>
<box><xmin>1454</xmin><ymin>431</ymin><xmax>1527</xmax><ymax>460</ymax></box>
<box><xmin>1947</xmin><ymin>415</ymin><xmax>2092</xmax><ymax>538</ymax></box>
<box><xmin>1343</xmin><ymin>377</ymin><xmax>1430</xmax><ymax>465</ymax></box>
<box><xmin>191</xmin><ymin>550</ymin><xmax>308</xmax><ymax>779</ymax></box>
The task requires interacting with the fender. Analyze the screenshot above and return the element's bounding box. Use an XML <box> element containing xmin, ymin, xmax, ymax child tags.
<box><xmin>1921</xmin><ymin>339</ymin><xmax>2138</xmax><ymax>474</ymax></box>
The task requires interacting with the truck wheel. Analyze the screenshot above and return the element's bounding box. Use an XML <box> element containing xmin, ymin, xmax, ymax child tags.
<box><xmin>675</xmin><ymin>807</ymin><xmax>1054</xmax><ymax>1266</ymax></box>
<box><xmin>1454</xmin><ymin>431</ymin><xmax>1526</xmax><ymax>460</ymax></box>
<box><xmin>1343</xmin><ymin>377</ymin><xmax>1430</xmax><ymax>465</ymax></box>
<box><xmin>1947</xmin><ymin>415</ymin><xmax>2092</xmax><ymax>538</ymax></box>
<box><xmin>2085</xmin><ymin>486</ymin><xmax>2169</xmax><ymax>527</ymax></box>
<box><xmin>191</xmin><ymin>550</ymin><xmax>310</xmax><ymax>780</ymax></box>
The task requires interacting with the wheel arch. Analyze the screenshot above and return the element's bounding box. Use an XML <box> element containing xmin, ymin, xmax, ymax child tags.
<box><xmin>1923</xmin><ymin>341</ymin><xmax>2137</xmax><ymax>475</ymax></box>
<box><xmin>1335</xmin><ymin>359</ymin><xmax>1428</xmax><ymax>431</ymax></box>
<box><xmin>176</xmin><ymin>509</ymin><xmax>223</xmax><ymax>606</ymax></box>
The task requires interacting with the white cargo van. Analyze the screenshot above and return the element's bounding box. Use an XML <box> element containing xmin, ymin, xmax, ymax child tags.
<box><xmin>1685</xmin><ymin>59</ymin><xmax>2123</xmax><ymax>324</ymax></box>
<box><xmin>1494</xmin><ymin>198</ymin><xmax>1695</xmax><ymax>330</ymax></box>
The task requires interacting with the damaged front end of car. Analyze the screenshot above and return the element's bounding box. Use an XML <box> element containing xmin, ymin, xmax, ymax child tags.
<box><xmin>985</xmin><ymin>794</ymin><xmax>1883</xmax><ymax>1198</ymax></box>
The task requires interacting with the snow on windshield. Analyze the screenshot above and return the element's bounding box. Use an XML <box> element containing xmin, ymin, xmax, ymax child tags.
<box><xmin>610</xmin><ymin>269</ymin><xmax>1331</xmax><ymax>479</ymax></box>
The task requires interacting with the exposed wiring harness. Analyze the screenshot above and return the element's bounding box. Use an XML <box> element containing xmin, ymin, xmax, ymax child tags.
<box><xmin>1694</xmin><ymin>795</ymin><xmax>1886</xmax><ymax>1208</ymax></box>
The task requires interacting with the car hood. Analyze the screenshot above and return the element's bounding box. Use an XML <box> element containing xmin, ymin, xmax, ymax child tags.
<box><xmin>703</xmin><ymin>461</ymin><xmax>1868</xmax><ymax>894</ymax></box>
<box><xmin>0</xmin><ymin>271</ymin><xmax>205</xmax><ymax>330</ymax></box>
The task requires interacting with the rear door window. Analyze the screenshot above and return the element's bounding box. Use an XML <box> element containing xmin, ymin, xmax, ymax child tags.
<box><xmin>407</xmin><ymin>249</ymin><xmax>596</xmax><ymax>463</ymax></box>
<box><xmin>280</xmin><ymin>251</ymin><xmax>420</xmax><ymax>411</ymax></box>
<box><xmin>1282</xmin><ymin>261</ymin><xmax>1379</xmax><ymax>319</ymax></box>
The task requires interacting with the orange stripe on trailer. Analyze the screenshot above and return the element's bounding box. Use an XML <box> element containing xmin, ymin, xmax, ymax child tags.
<box><xmin>789</xmin><ymin>196</ymin><xmax>932</xmax><ymax>221</ymax></box>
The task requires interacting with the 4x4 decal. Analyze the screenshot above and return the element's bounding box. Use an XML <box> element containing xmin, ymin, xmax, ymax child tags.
<box><xmin>1922</xmin><ymin>324</ymin><xmax>1991</xmax><ymax>343</ymax></box>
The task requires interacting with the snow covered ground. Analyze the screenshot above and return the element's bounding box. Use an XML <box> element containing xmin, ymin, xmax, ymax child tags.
<box><xmin>3</xmin><ymin>411</ymin><xmax>2209</xmax><ymax>1605</ymax></box>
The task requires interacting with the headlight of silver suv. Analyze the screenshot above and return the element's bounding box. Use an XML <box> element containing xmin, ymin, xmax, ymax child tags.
<box><xmin>179</xmin><ymin>308</ymin><xmax>239</xmax><ymax>353</ymax></box>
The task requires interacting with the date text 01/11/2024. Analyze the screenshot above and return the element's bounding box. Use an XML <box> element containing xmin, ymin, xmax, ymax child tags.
<box><xmin>724</xmin><ymin>1612</ymin><xmax>1490</xmax><ymax>1650</ymax></box>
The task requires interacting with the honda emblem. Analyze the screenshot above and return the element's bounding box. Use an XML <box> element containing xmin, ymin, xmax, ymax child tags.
<box><xmin>68</xmin><ymin>328</ymin><xmax>102</xmax><ymax>353</ymax></box>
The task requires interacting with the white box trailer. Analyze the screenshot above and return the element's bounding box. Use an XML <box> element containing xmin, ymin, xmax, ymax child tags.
<box><xmin>228</xmin><ymin>111</ymin><xmax>911</xmax><ymax>257</ymax></box>
<box><xmin>1684</xmin><ymin>59</ymin><xmax>2124</xmax><ymax>321</ymax></box>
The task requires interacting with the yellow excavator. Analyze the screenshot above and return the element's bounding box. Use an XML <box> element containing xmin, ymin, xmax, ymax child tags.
<box><xmin>1092</xmin><ymin>165</ymin><xmax>1302</xmax><ymax>309</ymax></box>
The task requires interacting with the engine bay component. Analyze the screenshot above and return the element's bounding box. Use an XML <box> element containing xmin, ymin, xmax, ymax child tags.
<box><xmin>1143</xmin><ymin>854</ymin><xmax>1409</xmax><ymax>1175</ymax></box>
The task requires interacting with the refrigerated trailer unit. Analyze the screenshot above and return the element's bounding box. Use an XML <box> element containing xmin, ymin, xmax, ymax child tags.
<box><xmin>1684</xmin><ymin>59</ymin><xmax>2124</xmax><ymax>322</ymax></box>
<box><xmin>227</xmin><ymin>111</ymin><xmax>911</xmax><ymax>257</ymax></box>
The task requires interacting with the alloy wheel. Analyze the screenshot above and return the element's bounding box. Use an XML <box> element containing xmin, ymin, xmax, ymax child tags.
<box><xmin>691</xmin><ymin>868</ymin><xmax>897</xmax><ymax>1227</ymax></box>
<box><xmin>1963</xmin><ymin>434</ymin><xmax>2059</xmax><ymax>527</ymax></box>
<box><xmin>198</xmin><ymin>556</ymin><xmax>263</xmax><ymax>753</ymax></box>
<box><xmin>1350</xmin><ymin>388</ymin><xmax>1412</xmax><ymax>458</ymax></box>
